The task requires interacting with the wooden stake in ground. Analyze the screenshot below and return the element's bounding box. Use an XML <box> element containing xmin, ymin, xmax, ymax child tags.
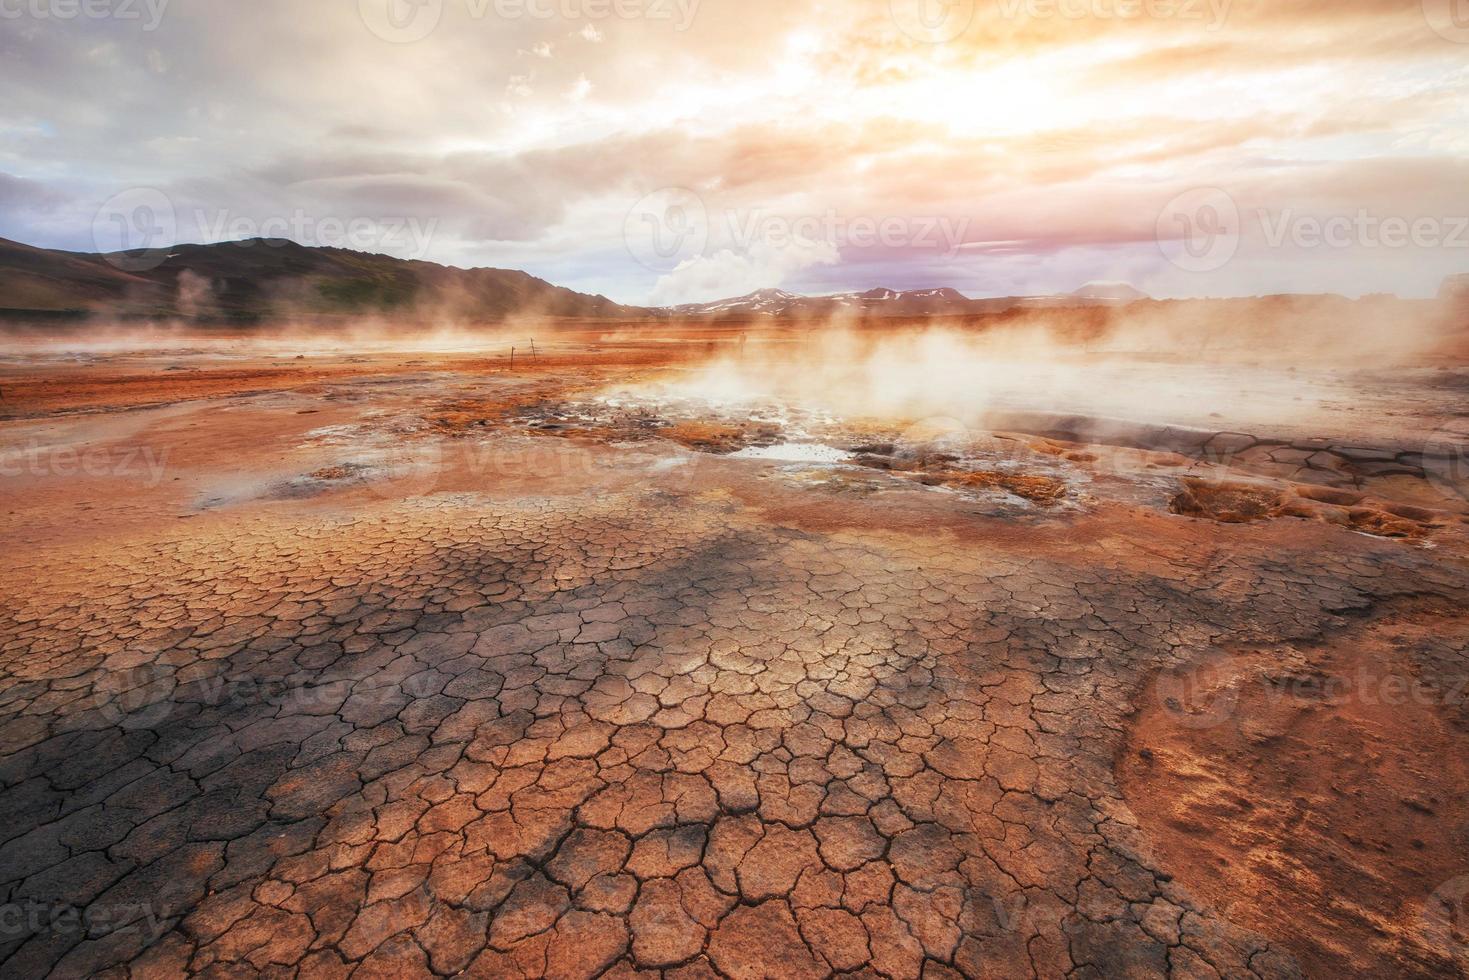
<box><xmin>510</xmin><ymin>347</ymin><xmax>515</xmax><ymax>370</ymax></box>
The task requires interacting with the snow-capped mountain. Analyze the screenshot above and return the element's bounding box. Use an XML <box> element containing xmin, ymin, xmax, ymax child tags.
<box><xmin>665</xmin><ymin>283</ymin><xmax>1150</xmax><ymax>319</ymax></box>
<box><xmin>669</xmin><ymin>288</ymin><xmax>801</xmax><ymax>317</ymax></box>
<box><xmin>669</xmin><ymin>286</ymin><xmax>996</xmax><ymax>318</ymax></box>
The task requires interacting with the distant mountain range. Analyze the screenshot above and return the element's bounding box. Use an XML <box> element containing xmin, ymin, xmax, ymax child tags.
<box><xmin>0</xmin><ymin>236</ymin><xmax>1461</xmax><ymax>325</ymax></box>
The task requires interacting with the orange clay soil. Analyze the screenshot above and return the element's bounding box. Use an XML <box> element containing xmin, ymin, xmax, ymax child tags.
<box><xmin>1119</xmin><ymin>603</ymin><xmax>1469</xmax><ymax>978</ymax></box>
<box><xmin>2</xmin><ymin>332</ymin><xmax>1469</xmax><ymax>979</ymax></box>
<box><xmin>0</xmin><ymin>325</ymin><xmax>716</xmax><ymax>418</ymax></box>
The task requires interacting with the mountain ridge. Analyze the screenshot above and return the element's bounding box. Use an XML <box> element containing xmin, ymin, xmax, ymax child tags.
<box><xmin>0</xmin><ymin>236</ymin><xmax>1157</xmax><ymax>322</ymax></box>
<box><xmin>0</xmin><ymin>236</ymin><xmax>650</xmax><ymax>321</ymax></box>
<box><xmin>2</xmin><ymin>236</ymin><xmax>1462</xmax><ymax>324</ymax></box>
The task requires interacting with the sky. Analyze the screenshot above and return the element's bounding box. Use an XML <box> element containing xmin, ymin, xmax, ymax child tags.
<box><xmin>1</xmin><ymin>0</ymin><xmax>1468</xmax><ymax>304</ymax></box>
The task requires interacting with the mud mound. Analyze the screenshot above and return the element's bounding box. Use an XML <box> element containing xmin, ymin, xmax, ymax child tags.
<box><xmin>660</xmin><ymin>420</ymin><xmax>776</xmax><ymax>454</ymax></box>
<box><xmin>308</xmin><ymin>464</ymin><xmax>361</xmax><ymax>482</ymax></box>
<box><xmin>1171</xmin><ymin>478</ymin><xmax>1451</xmax><ymax>538</ymax></box>
<box><xmin>1120</xmin><ymin>612</ymin><xmax>1469</xmax><ymax>977</ymax></box>
<box><xmin>921</xmin><ymin>468</ymin><xmax>1068</xmax><ymax>503</ymax></box>
<box><xmin>1170</xmin><ymin>479</ymin><xmax>1282</xmax><ymax>522</ymax></box>
<box><xmin>429</xmin><ymin>388</ymin><xmax>572</xmax><ymax>435</ymax></box>
<box><xmin>848</xmin><ymin>450</ymin><xmax>1068</xmax><ymax>504</ymax></box>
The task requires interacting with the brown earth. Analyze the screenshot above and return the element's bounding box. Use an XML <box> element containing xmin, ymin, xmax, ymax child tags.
<box><xmin>2</xmin><ymin>326</ymin><xmax>1468</xmax><ymax>979</ymax></box>
<box><xmin>1120</xmin><ymin>606</ymin><xmax>1469</xmax><ymax>978</ymax></box>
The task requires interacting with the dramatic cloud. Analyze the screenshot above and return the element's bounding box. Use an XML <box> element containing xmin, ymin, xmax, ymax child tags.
<box><xmin>650</xmin><ymin>238</ymin><xmax>840</xmax><ymax>306</ymax></box>
<box><xmin>0</xmin><ymin>0</ymin><xmax>1465</xmax><ymax>301</ymax></box>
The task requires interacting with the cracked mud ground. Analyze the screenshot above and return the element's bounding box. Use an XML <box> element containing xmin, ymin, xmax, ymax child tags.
<box><xmin>3</xmin><ymin>347</ymin><xmax>1469</xmax><ymax>979</ymax></box>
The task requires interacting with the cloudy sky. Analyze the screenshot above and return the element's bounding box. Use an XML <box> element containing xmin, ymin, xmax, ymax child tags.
<box><xmin>1</xmin><ymin>0</ymin><xmax>1467</xmax><ymax>303</ymax></box>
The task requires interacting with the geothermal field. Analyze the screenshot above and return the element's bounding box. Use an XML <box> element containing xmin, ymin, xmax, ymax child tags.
<box><xmin>5</xmin><ymin>0</ymin><xmax>1468</xmax><ymax>977</ymax></box>
<box><xmin>2</xmin><ymin>310</ymin><xmax>1468</xmax><ymax>979</ymax></box>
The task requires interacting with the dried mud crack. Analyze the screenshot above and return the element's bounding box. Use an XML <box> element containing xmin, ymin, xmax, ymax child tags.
<box><xmin>2</xmin><ymin>350</ymin><xmax>1468</xmax><ymax>979</ymax></box>
<box><xmin>4</xmin><ymin>488</ymin><xmax>1468</xmax><ymax>979</ymax></box>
